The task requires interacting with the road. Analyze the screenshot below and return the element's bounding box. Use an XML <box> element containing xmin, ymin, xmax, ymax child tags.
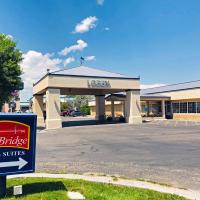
<box><xmin>36</xmin><ymin>118</ymin><xmax>200</xmax><ymax>190</ymax></box>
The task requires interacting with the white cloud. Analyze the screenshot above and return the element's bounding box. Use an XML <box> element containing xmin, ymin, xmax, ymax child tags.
<box><xmin>63</xmin><ymin>57</ymin><xmax>75</xmax><ymax>66</ymax></box>
<box><xmin>20</xmin><ymin>50</ymin><xmax>62</xmax><ymax>101</ymax></box>
<box><xmin>59</xmin><ymin>40</ymin><xmax>88</xmax><ymax>56</ymax></box>
<box><xmin>85</xmin><ymin>56</ymin><xmax>96</xmax><ymax>61</ymax></box>
<box><xmin>74</xmin><ymin>16</ymin><xmax>98</xmax><ymax>33</ymax></box>
<box><xmin>141</xmin><ymin>84</ymin><xmax>166</xmax><ymax>89</ymax></box>
<box><xmin>97</xmin><ymin>0</ymin><xmax>104</xmax><ymax>5</ymax></box>
<box><xmin>7</xmin><ymin>34</ymin><xmax>14</xmax><ymax>40</ymax></box>
<box><xmin>105</xmin><ymin>27</ymin><xmax>110</xmax><ymax>31</ymax></box>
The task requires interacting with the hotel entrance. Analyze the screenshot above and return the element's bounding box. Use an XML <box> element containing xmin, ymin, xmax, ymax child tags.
<box><xmin>165</xmin><ymin>101</ymin><xmax>173</xmax><ymax>119</ymax></box>
<box><xmin>140</xmin><ymin>95</ymin><xmax>170</xmax><ymax>119</ymax></box>
<box><xmin>141</xmin><ymin>101</ymin><xmax>162</xmax><ymax>117</ymax></box>
<box><xmin>32</xmin><ymin>66</ymin><xmax>142</xmax><ymax>129</ymax></box>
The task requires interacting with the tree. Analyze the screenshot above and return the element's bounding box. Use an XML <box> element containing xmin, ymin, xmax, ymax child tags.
<box><xmin>80</xmin><ymin>105</ymin><xmax>91</xmax><ymax>115</ymax></box>
<box><xmin>61</xmin><ymin>101</ymin><xmax>73</xmax><ymax>111</ymax></box>
<box><xmin>74</xmin><ymin>95</ymin><xmax>94</xmax><ymax>109</ymax></box>
<box><xmin>0</xmin><ymin>34</ymin><xmax>23</xmax><ymax>109</ymax></box>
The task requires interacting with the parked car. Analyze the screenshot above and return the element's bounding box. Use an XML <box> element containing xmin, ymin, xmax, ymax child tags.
<box><xmin>61</xmin><ymin>109</ymin><xmax>75</xmax><ymax>116</ymax></box>
<box><xmin>60</xmin><ymin>111</ymin><xmax>68</xmax><ymax>116</ymax></box>
<box><xmin>70</xmin><ymin>110</ymin><xmax>86</xmax><ymax>117</ymax></box>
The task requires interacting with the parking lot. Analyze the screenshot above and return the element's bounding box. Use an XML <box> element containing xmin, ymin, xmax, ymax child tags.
<box><xmin>36</xmin><ymin>118</ymin><xmax>200</xmax><ymax>191</ymax></box>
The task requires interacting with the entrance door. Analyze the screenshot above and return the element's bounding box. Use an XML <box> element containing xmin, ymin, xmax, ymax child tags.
<box><xmin>165</xmin><ymin>101</ymin><xmax>172</xmax><ymax>119</ymax></box>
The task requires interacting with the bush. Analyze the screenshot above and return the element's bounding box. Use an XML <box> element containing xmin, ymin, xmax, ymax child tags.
<box><xmin>119</xmin><ymin>116</ymin><xmax>126</xmax><ymax>122</ymax></box>
<box><xmin>106</xmin><ymin>116</ymin><xmax>113</xmax><ymax>121</ymax></box>
<box><xmin>80</xmin><ymin>105</ymin><xmax>90</xmax><ymax>115</ymax></box>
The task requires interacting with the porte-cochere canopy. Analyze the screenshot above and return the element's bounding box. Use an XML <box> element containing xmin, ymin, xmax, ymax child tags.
<box><xmin>33</xmin><ymin>66</ymin><xmax>142</xmax><ymax>129</ymax></box>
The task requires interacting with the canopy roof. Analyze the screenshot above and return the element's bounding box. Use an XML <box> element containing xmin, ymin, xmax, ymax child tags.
<box><xmin>105</xmin><ymin>92</ymin><xmax>170</xmax><ymax>101</ymax></box>
<box><xmin>33</xmin><ymin>66</ymin><xmax>140</xmax><ymax>96</ymax></box>
<box><xmin>141</xmin><ymin>80</ymin><xmax>200</xmax><ymax>95</ymax></box>
<box><xmin>51</xmin><ymin>66</ymin><xmax>133</xmax><ymax>79</ymax></box>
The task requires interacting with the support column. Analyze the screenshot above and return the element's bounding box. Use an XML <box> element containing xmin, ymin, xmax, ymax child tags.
<box><xmin>124</xmin><ymin>100</ymin><xmax>128</xmax><ymax>118</ymax></box>
<box><xmin>1</xmin><ymin>103</ymin><xmax>9</xmax><ymax>113</ymax></box>
<box><xmin>32</xmin><ymin>95</ymin><xmax>44</xmax><ymax>127</ymax></box>
<box><xmin>147</xmin><ymin>101</ymin><xmax>150</xmax><ymax>117</ymax></box>
<box><xmin>15</xmin><ymin>99</ymin><xmax>20</xmax><ymax>112</ymax></box>
<box><xmin>46</xmin><ymin>88</ymin><xmax>62</xmax><ymax>129</ymax></box>
<box><xmin>111</xmin><ymin>100</ymin><xmax>115</xmax><ymax>120</ymax></box>
<box><xmin>123</xmin><ymin>101</ymin><xmax>126</xmax><ymax>117</ymax></box>
<box><xmin>161</xmin><ymin>100</ymin><xmax>166</xmax><ymax>118</ymax></box>
<box><xmin>95</xmin><ymin>95</ymin><xmax>105</xmax><ymax>121</ymax></box>
<box><xmin>125</xmin><ymin>90</ymin><xmax>142</xmax><ymax>124</ymax></box>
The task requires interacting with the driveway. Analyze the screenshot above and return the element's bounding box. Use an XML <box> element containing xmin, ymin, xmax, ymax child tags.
<box><xmin>36</xmin><ymin>119</ymin><xmax>200</xmax><ymax>191</ymax></box>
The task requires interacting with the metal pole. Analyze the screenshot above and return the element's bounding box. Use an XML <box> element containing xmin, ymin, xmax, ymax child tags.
<box><xmin>0</xmin><ymin>176</ymin><xmax>6</xmax><ymax>198</ymax></box>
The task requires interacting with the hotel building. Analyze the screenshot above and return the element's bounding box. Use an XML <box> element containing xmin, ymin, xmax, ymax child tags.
<box><xmin>89</xmin><ymin>80</ymin><xmax>200</xmax><ymax>121</ymax></box>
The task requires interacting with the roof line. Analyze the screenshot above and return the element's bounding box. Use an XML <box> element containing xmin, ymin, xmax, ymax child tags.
<box><xmin>143</xmin><ymin>86</ymin><xmax>200</xmax><ymax>95</ymax></box>
<box><xmin>49</xmin><ymin>73</ymin><xmax>139</xmax><ymax>80</ymax></box>
<box><xmin>33</xmin><ymin>73</ymin><xmax>140</xmax><ymax>87</ymax></box>
<box><xmin>33</xmin><ymin>74</ymin><xmax>48</xmax><ymax>86</ymax></box>
<box><xmin>105</xmin><ymin>93</ymin><xmax>170</xmax><ymax>99</ymax></box>
<box><xmin>50</xmin><ymin>65</ymin><xmax>137</xmax><ymax>78</ymax></box>
<box><xmin>50</xmin><ymin>65</ymin><xmax>81</xmax><ymax>74</ymax></box>
<box><xmin>142</xmin><ymin>79</ymin><xmax>200</xmax><ymax>91</ymax></box>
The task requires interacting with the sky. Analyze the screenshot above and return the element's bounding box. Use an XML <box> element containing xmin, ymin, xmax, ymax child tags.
<box><xmin>1</xmin><ymin>0</ymin><xmax>200</xmax><ymax>100</ymax></box>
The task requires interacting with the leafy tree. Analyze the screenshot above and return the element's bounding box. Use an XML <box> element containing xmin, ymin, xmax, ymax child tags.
<box><xmin>0</xmin><ymin>34</ymin><xmax>23</xmax><ymax>109</ymax></box>
<box><xmin>74</xmin><ymin>95</ymin><xmax>94</xmax><ymax>109</ymax></box>
<box><xmin>80</xmin><ymin>105</ymin><xmax>91</xmax><ymax>115</ymax></box>
<box><xmin>61</xmin><ymin>101</ymin><xmax>73</xmax><ymax>111</ymax></box>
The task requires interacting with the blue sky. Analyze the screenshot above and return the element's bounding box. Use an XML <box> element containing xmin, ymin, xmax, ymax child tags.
<box><xmin>1</xmin><ymin>0</ymin><xmax>200</xmax><ymax>99</ymax></box>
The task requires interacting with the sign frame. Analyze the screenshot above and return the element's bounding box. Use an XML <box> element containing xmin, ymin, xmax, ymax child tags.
<box><xmin>0</xmin><ymin>113</ymin><xmax>37</xmax><ymax>176</ymax></box>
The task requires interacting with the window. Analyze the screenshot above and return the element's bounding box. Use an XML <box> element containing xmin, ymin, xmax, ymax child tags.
<box><xmin>172</xmin><ymin>103</ymin><xmax>180</xmax><ymax>113</ymax></box>
<box><xmin>180</xmin><ymin>102</ymin><xmax>187</xmax><ymax>113</ymax></box>
<box><xmin>141</xmin><ymin>102</ymin><xmax>147</xmax><ymax>113</ymax></box>
<box><xmin>188</xmin><ymin>102</ymin><xmax>196</xmax><ymax>113</ymax></box>
<box><xmin>197</xmin><ymin>102</ymin><xmax>200</xmax><ymax>113</ymax></box>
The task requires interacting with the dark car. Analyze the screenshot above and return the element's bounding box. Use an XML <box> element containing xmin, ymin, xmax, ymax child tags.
<box><xmin>70</xmin><ymin>110</ymin><xmax>86</xmax><ymax>117</ymax></box>
<box><xmin>61</xmin><ymin>109</ymin><xmax>75</xmax><ymax>117</ymax></box>
<box><xmin>60</xmin><ymin>111</ymin><xmax>68</xmax><ymax>116</ymax></box>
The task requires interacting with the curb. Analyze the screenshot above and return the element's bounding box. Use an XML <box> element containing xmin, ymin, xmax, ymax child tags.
<box><xmin>8</xmin><ymin>173</ymin><xmax>200</xmax><ymax>200</ymax></box>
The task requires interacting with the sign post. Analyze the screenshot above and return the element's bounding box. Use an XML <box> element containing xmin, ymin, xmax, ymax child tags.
<box><xmin>0</xmin><ymin>176</ymin><xmax>6</xmax><ymax>197</ymax></box>
<box><xmin>0</xmin><ymin>113</ymin><xmax>37</xmax><ymax>198</ymax></box>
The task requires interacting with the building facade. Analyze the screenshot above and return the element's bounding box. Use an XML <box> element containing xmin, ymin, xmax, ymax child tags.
<box><xmin>141</xmin><ymin>80</ymin><xmax>200</xmax><ymax>120</ymax></box>
<box><xmin>89</xmin><ymin>80</ymin><xmax>200</xmax><ymax>121</ymax></box>
<box><xmin>32</xmin><ymin>66</ymin><xmax>142</xmax><ymax>129</ymax></box>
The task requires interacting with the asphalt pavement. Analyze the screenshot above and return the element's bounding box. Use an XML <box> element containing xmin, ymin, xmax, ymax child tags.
<box><xmin>36</xmin><ymin>118</ymin><xmax>200</xmax><ymax>190</ymax></box>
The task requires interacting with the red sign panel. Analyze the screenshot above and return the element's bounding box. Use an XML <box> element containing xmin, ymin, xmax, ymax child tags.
<box><xmin>0</xmin><ymin>121</ymin><xmax>30</xmax><ymax>150</ymax></box>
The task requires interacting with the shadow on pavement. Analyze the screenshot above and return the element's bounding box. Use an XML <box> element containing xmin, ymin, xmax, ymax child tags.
<box><xmin>37</xmin><ymin>126</ymin><xmax>46</xmax><ymax>131</ymax></box>
<box><xmin>62</xmin><ymin>119</ymin><xmax>125</xmax><ymax>127</ymax></box>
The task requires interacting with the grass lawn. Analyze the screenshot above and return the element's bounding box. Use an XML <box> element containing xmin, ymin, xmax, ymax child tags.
<box><xmin>2</xmin><ymin>178</ymin><xmax>187</xmax><ymax>200</ymax></box>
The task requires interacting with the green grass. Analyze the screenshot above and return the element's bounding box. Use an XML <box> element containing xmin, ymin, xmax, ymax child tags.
<box><xmin>2</xmin><ymin>178</ymin><xmax>187</xmax><ymax>200</ymax></box>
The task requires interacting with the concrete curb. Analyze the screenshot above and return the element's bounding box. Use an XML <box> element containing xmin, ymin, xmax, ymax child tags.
<box><xmin>8</xmin><ymin>173</ymin><xmax>200</xmax><ymax>200</ymax></box>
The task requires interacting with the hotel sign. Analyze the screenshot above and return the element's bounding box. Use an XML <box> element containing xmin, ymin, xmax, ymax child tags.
<box><xmin>88</xmin><ymin>80</ymin><xmax>111</xmax><ymax>88</ymax></box>
<box><xmin>0</xmin><ymin>114</ymin><xmax>37</xmax><ymax>176</ymax></box>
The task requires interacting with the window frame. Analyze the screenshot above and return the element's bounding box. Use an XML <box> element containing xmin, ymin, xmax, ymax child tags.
<box><xmin>188</xmin><ymin>102</ymin><xmax>197</xmax><ymax>113</ymax></box>
<box><xmin>180</xmin><ymin>102</ymin><xmax>188</xmax><ymax>113</ymax></box>
<box><xmin>172</xmin><ymin>102</ymin><xmax>180</xmax><ymax>113</ymax></box>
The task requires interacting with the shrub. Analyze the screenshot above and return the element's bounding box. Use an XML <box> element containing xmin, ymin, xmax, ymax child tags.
<box><xmin>80</xmin><ymin>105</ymin><xmax>90</xmax><ymax>115</ymax></box>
